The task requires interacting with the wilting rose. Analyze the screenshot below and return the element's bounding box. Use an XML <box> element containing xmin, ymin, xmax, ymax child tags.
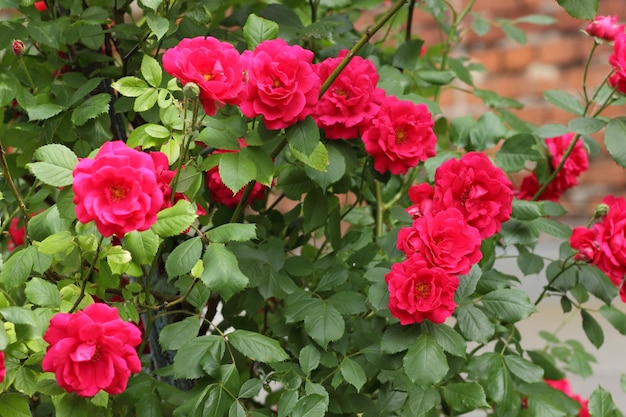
<box><xmin>162</xmin><ymin>36</ymin><xmax>247</xmax><ymax>116</ymax></box>
<box><xmin>609</xmin><ymin>32</ymin><xmax>626</xmax><ymax>94</ymax></box>
<box><xmin>312</xmin><ymin>50</ymin><xmax>385</xmax><ymax>139</ymax></box>
<box><xmin>72</xmin><ymin>141</ymin><xmax>164</xmax><ymax>237</ymax></box>
<box><xmin>42</xmin><ymin>303</ymin><xmax>142</xmax><ymax>397</ymax></box>
<box><xmin>397</xmin><ymin>208</ymin><xmax>482</xmax><ymax>275</ymax></box>
<box><xmin>586</xmin><ymin>15</ymin><xmax>624</xmax><ymax>42</ymax></box>
<box><xmin>361</xmin><ymin>95</ymin><xmax>436</xmax><ymax>175</ymax></box>
<box><xmin>433</xmin><ymin>152</ymin><xmax>513</xmax><ymax>239</ymax></box>
<box><xmin>385</xmin><ymin>256</ymin><xmax>459</xmax><ymax>325</ymax></box>
<box><xmin>240</xmin><ymin>39</ymin><xmax>320</xmax><ymax>130</ymax></box>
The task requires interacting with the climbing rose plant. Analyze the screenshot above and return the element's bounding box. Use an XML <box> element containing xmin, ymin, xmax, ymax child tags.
<box><xmin>1</xmin><ymin>0</ymin><xmax>626</xmax><ymax>416</ymax></box>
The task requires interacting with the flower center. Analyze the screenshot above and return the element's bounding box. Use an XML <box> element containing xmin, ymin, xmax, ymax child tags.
<box><xmin>273</xmin><ymin>78</ymin><xmax>283</xmax><ymax>88</ymax></box>
<box><xmin>395</xmin><ymin>129</ymin><xmax>408</xmax><ymax>144</ymax></box>
<box><xmin>91</xmin><ymin>344</ymin><xmax>102</xmax><ymax>362</ymax></box>
<box><xmin>415</xmin><ymin>282</ymin><xmax>431</xmax><ymax>300</ymax></box>
<box><xmin>334</xmin><ymin>87</ymin><xmax>349</xmax><ymax>97</ymax></box>
<box><xmin>108</xmin><ymin>184</ymin><xmax>128</xmax><ymax>203</ymax></box>
<box><xmin>203</xmin><ymin>73</ymin><xmax>214</xmax><ymax>81</ymax></box>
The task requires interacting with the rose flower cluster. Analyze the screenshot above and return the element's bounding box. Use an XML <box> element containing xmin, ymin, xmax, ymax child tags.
<box><xmin>386</xmin><ymin>152</ymin><xmax>514</xmax><ymax>324</ymax></box>
<box><xmin>570</xmin><ymin>195</ymin><xmax>626</xmax><ymax>299</ymax></box>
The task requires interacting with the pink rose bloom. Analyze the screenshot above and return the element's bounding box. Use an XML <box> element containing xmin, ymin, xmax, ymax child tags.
<box><xmin>162</xmin><ymin>36</ymin><xmax>247</xmax><ymax>116</ymax></box>
<box><xmin>312</xmin><ymin>50</ymin><xmax>385</xmax><ymax>139</ymax></box>
<box><xmin>7</xmin><ymin>217</ymin><xmax>25</xmax><ymax>251</ymax></box>
<box><xmin>151</xmin><ymin>151</ymin><xmax>175</xmax><ymax>206</ymax></box>
<box><xmin>586</xmin><ymin>15</ymin><xmax>624</xmax><ymax>42</ymax></box>
<box><xmin>397</xmin><ymin>208</ymin><xmax>482</xmax><ymax>275</ymax></box>
<box><xmin>544</xmin><ymin>379</ymin><xmax>589</xmax><ymax>417</ymax></box>
<box><xmin>206</xmin><ymin>140</ymin><xmax>267</xmax><ymax>208</ymax></box>
<box><xmin>0</xmin><ymin>351</ymin><xmax>5</xmax><ymax>383</ymax></box>
<box><xmin>73</xmin><ymin>141</ymin><xmax>164</xmax><ymax>237</ymax></box>
<box><xmin>240</xmin><ymin>39</ymin><xmax>320</xmax><ymax>130</ymax></box>
<box><xmin>385</xmin><ymin>256</ymin><xmax>459</xmax><ymax>324</ymax></box>
<box><xmin>570</xmin><ymin>227</ymin><xmax>599</xmax><ymax>262</ymax></box>
<box><xmin>433</xmin><ymin>152</ymin><xmax>513</xmax><ymax>239</ymax></box>
<box><xmin>519</xmin><ymin>133</ymin><xmax>588</xmax><ymax>201</ymax></box>
<box><xmin>34</xmin><ymin>1</ymin><xmax>47</xmax><ymax>11</ymax></box>
<box><xmin>361</xmin><ymin>95</ymin><xmax>437</xmax><ymax>175</ymax></box>
<box><xmin>609</xmin><ymin>32</ymin><xmax>626</xmax><ymax>94</ymax></box>
<box><xmin>589</xmin><ymin>196</ymin><xmax>626</xmax><ymax>285</ymax></box>
<box><xmin>42</xmin><ymin>304</ymin><xmax>142</xmax><ymax>397</ymax></box>
<box><xmin>406</xmin><ymin>182</ymin><xmax>435</xmax><ymax>219</ymax></box>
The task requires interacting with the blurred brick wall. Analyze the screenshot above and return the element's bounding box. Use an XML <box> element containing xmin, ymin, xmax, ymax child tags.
<box><xmin>408</xmin><ymin>0</ymin><xmax>626</xmax><ymax>222</ymax></box>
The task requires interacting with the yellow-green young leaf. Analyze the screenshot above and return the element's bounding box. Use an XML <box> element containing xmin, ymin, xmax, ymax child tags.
<box><xmin>165</xmin><ymin>236</ymin><xmax>202</xmax><ymax>279</ymax></box>
<box><xmin>111</xmin><ymin>76</ymin><xmax>150</xmax><ymax>97</ymax></box>
<box><xmin>139</xmin><ymin>0</ymin><xmax>163</xmax><ymax>11</ymax></box>
<box><xmin>152</xmin><ymin>199</ymin><xmax>197</xmax><ymax>237</ymax></box>
<box><xmin>123</xmin><ymin>229</ymin><xmax>161</xmax><ymax>265</ymax></box>
<box><xmin>0</xmin><ymin>324</ymin><xmax>8</xmax><ymax>350</ymax></box>
<box><xmin>403</xmin><ymin>334</ymin><xmax>449</xmax><ymax>388</ymax></box>
<box><xmin>205</xmin><ymin>223</ymin><xmax>257</xmax><ymax>243</ymax></box>
<box><xmin>190</xmin><ymin>259</ymin><xmax>203</xmax><ymax>278</ymax></box>
<box><xmin>106</xmin><ymin>246</ymin><xmax>132</xmax><ymax>275</ymax></box>
<box><xmin>27</xmin><ymin>143</ymin><xmax>79</xmax><ymax>187</ymax></box>
<box><xmin>228</xmin><ymin>329</ymin><xmax>289</xmax><ymax>363</ymax></box>
<box><xmin>242</xmin><ymin>13</ymin><xmax>279</xmax><ymax>49</ymax></box>
<box><xmin>134</xmin><ymin>88</ymin><xmax>158</xmax><ymax>112</ymax></box>
<box><xmin>141</xmin><ymin>54</ymin><xmax>162</xmax><ymax>88</ymax></box>
<box><xmin>146</xmin><ymin>13</ymin><xmax>169</xmax><ymax>42</ymax></box>
<box><xmin>37</xmin><ymin>230</ymin><xmax>75</xmax><ymax>255</ymax></box>
<box><xmin>0</xmin><ymin>393</ymin><xmax>31</xmax><ymax>417</ymax></box>
<box><xmin>289</xmin><ymin>141</ymin><xmax>329</xmax><ymax>172</ymax></box>
<box><xmin>200</xmin><ymin>244</ymin><xmax>248</xmax><ymax>301</ymax></box>
<box><xmin>24</xmin><ymin>277</ymin><xmax>61</xmax><ymax>308</ymax></box>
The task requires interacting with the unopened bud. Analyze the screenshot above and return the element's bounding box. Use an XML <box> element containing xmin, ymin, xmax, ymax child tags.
<box><xmin>594</xmin><ymin>203</ymin><xmax>609</xmax><ymax>218</ymax></box>
<box><xmin>183</xmin><ymin>82</ymin><xmax>200</xmax><ymax>98</ymax></box>
<box><xmin>12</xmin><ymin>40</ymin><xmax>25</xmax><ymax>56</ymax></box>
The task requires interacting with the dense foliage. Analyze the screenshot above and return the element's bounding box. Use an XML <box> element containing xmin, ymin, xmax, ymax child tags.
<box><xmin>1</xmin><ymin>0</ymin><xmax>626</xmax><ymax>416</ymax></box>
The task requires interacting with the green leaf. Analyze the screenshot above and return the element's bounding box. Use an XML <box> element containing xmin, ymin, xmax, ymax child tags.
<box><xmin>303</xmin><ymin>187</ymin><xmax>328</xmax><ymax>233</ymax></box>
<box><xmin>111</xmin><ymin>76</ymin><xmax>150</xmax><ymax>97</ymax></box>
<box><xmin>535</xmin><ymin>123</ymin><xmax>570</xmax><ymax>139</ymax></box>
<box><xmin>28</xmin><ymin>21</ymin><xmax>62</xmax><ymax>49</ymax></box>
<box><xmin>511</xmin><ymin>199</ymin><xmax>545</xmax><ymax>220</ymax></box>
<box><xmin>243</xmin><ymin>13</ymin><xmax>279</xmax><ymax>49</ymax></box>
<box><xmin>299</xmin><ymin>345</ymin><xmax>321</xmax><ymax>376</ymax></box>
<box><xmin>304</xmin><ymin>144</ymin><xmax>345</xmax><ymax>190</ymax></box>
<box><xmin>304</xmin><ymin>301</ymin><xmax>344</xmax><ymax>348</ymax></box>
<box><xmin>404</xmin><ymin>334</ymin><xmax>448</xmax><ymax>388</ymax></box>
<box><xmin>71</xmin><ymin>93</ymin><xmax>110</xmax><ymax>126</ymax></box>
<box><xmin>440</xmin><ymin>382</ymin><xmax>488</xmax><ymax>413</ymax></box>
<box><xmin>228</xmin><ymin>402</ymin><xmax>245</xmax><ymax>417</ymax></box>
<box><xmin>471</xmin><ymin>13</ymin><xmax>490</xmax><ymax>36</ymax></box>
<box><xmin>454</xmin><ymin>265</ymin><xmax>481</xmax><ymax>303</ymax></box>
<box><xmin>159</xmin><ymin>316</ymin><xmax>202</xmax><ymax>351</ymax></box>
<box><xmin>228</xmin><ymin>330</ymin><xmax>289</xmax><ymax>363</ymax></box>
<box><xmin>532</xmin><ymin>217</ymin><xmax>571</xmax><ymax>239</ymax></box>
<box><xmin>141</xmin><ymin>54</ymin><xmax>162</xmax><ymax>88</ymax></box>
<box><xmin>469</xmin><ymin>112</ymin><xmax>506</xmax><ymax>151</ymax></box>
<box><xmin>327</xmin><ymin>291</ymin><xmax>368</xmax><ymax>315</ymax></box>
<box><xmin>496</xmin><ymin>134</ymin><xmax>543</xmax><ymax>172</ymax></box>
<box><xmin>556</xmin><ymin>0</ymin><xmax>598</xmax><ymax>20</ymax></box>
<box><xmin>24</xmin><ymin>277</ymin><xmax>61</xmax><ymax>308</ymax></box>
<box><xmin>588</xmin><ymin>386</ymin><xmax>619</xmax><ymax>417</ymax></box>
<box><xmin>134</xmin><ymin>88</ymin><xmax>158</xmax><ymax>112</ymax></box>
<box><xmin>456</xmin><ymin>305</ymin><xmax>495</xmax><ymax>343</ymax></box>
<box><xmin>423</xmin><ymin>322</ymin><xmax>467</xmax><ymax>357</ymax></box>
<box><xmin>291</xmin><ymin>394</ymin><xmax>327</xmax><ymax>417</ymax></box>
<box><xmin>287</xmin><ymin>117</ymin><xmax>321</xmax><ymax>156</ymax></box>
<box><xmin>581</xmin><ymin>309</ymin><xmax>604</xmax><ymax>349</ymax></box>
<box><xmin>173</xmin><ymin>335</ymin><xmax>225</xmax><ymax>379</ymax></box>
<box><xmin>418</xmin><ymin>70</ymin><xmax>455</xmax><ymax>85</ymax></box>
<box><xmin>123</xmin><ymin>229</ymin><xmax>160</xmax><ymax>265</ymax></box>
<box><xmin>241</xmin><ymin>146</ymin><xmax>274</xmax><ymax>187</ymax></box>
<box><xmin>206</xmin><ymin>223</ymin><xmax>257</xmax><ymax>243</ymax></box>
<box><xmin>568</xmin><ymin>117</ymin><xmax>605</xmax><ymax>135</ymax></box>
<box><xmin>146</xmin><ymin>13</ymin><xmax>169</xmax><ymax>41</ymax></box>
<box><xmin>544</xmin><ymin>90</ymin><xmax>584</xmax><ymax>116</ymax></box>
<box><xmin>218</xmin><ymin>151</ymin><xmax>256</xmax><ymax>194</ymax></box>
<box><xmin>29</xmin><ymin>143</ymin><xmax>78</xmax><ymax>187</ymax></box>
<box><xmin>516</xmin><ymin>14</ymin><xmax>558</xmax><ymax>25</ymax></box>
<box><xmin>500</xmin><ymin>21</ymin><xmax>526</xmax><ymax>44</ymax></box>
<box><xmin>0</xmin><ymin>306</ymin><xmax>37</xmax><ymax>325</ymax></box>
<box><xmin>137</xmin><ymin>393</ymin><xmax>163</xmax><ymax>417</ymax></box>
<box><xmin>392</xmin><ymin>39</ymin><xmax>424</xmax><ymax>71</ymax></box>
<box><xmin>605</xmin><ymin>117</ymin><xmax>626</xmax><ymax>168</ymax></box>
<box><xmin>197</xmin><ymin>116</ymin><xmax>247</xmax><ymax>149</ymax></box>
<box><xmin>37</xmin><ymin>230</ymin><xmax>75</xmax><ymax>255</ymax></box>
<box><xmin>238</xmin><ymin>379</ymin><xmax>263</xmax><ymax>399</ymax></box>
<box><xmin>165</xmin><ymin>237</ymin><xmax>202</xmax><ymax>279</ymax></box>
<box><xmin>152</xmin><ymin>199</ymin><xmax>197</xmax><ymax>237</ymax></box>
<box><xmin>139</xmin><ymin>0</ymin><xmax>162</xmax><ymax>11</ymax></box>
<box><xmin>289</xmin><ymin>141</ymin><xmax>329</xmax><ymax>172</ymax></box>
<box><xmin>482</xmin><ymin>289</ymin><xmax>536</xmax><ymax>322</ymax></box>
<box><xmin>0</xmin><ymin>247</ymin><xmax>34</xmax><ymax>290</ymax></box>
<box><xmin>503</xmin><ymin>355</ymin><xmax>544</xmax><ymax>383</ymax></box>
<box><xmin>26</xmin><ymin>103</ymin><xmax>66</xmax><ymax>121</ymax></box>
<box><xmin>200</xmin><ymin>243</ymin><xmax>248</xmax><ymax>301</ymax></box>
<box><xmin>0</xmin><ymin>393</ymin><xmax>34</xmax><ymax>417</ymax></box>
<box><xmin>599</xmin><ymin>305</ymin><xmax>626</xmax><ymax>335</ymax></box>
<box><xmin>340</xmin><ymin>358</ymin><xmax>367</xmax><ymax>392</ymax></box>
<box><xmin>0</xmin><ymin>72</ymin><xmax>18</xmax><ymax>107</ymax></box>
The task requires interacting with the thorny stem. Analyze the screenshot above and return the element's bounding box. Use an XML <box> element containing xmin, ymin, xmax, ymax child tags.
<box><xmin>70</xmin><ymin>236</ymin><xmax>105</xmax><ymax>313</ymax></box>
<box><xmin>231</xmin><ymin>0</ymin><xmax>409</xmax><ymax>224</ymax></box>
<box><xmin>0</xmin><ymin>143</ymin><xmax>29</xmax><ymax>227</ymax></box>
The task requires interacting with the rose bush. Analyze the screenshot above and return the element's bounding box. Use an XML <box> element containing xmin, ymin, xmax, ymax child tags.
<box><xmin>1</xmin><ymin>0</ymin><xmax>626</xmax><ymax>416</ymax></box>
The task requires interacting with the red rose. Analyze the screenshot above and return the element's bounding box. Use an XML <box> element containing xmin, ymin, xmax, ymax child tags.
<box><xmin>433</xmin><ymin>152</ymin><xmax>513</xmax><ymax>239</ymax></box>
<box><xmin>570</xmin><ymin>227</ymin><xmax>599</xmax><ymax>262</ymax></box>
<box><xmin>7</xmin><ymin>217</ymin><xmax>26</xmax><ymax>251</ymax></box>
<box><xmin>312</xmin><ymin>50</ymin><xmax>385</xmax><ymax>139</ymax></box>
<box><xmin>397</xmin><ymin>208</ymin><xmax>482</xmax><ymax>275</ymax></box>
<box><xmin>240</xmin><ymin>39</ymin><xmax>320</xmax><ymax>130</ymax></box>
<box><xmin>34</xmin><ymin>1</ymin><xmax>47</xmax><ymax>11</ymax></box>
<box><xmin>385</xmin><ymin>256</ymin><xmax>459</xmax><ymax>325</ymax></box>
<box><xmin>518</xmin><ymin>133</ymin><xmax>588</xmax><ymax>201</ymax></box>
<box><xmin>406</xmin><ymin>182</ymin><xmax>435</xmax><ymax>219</ymax></box>
<box><xmin>586</xmin><ymin>15</ymin><xmax>624</xmax><ymax>42</ymax></box>
<box><xmin>42</xmin><ymin>304</ymin><xmax>142</xmax><ymax>397</ymax></box>
<box><xmin>72</xmin><ymin>141</ymin><xmax>164</xmax><ymax>237</ymax></box>
<box><xmin>361</xmin><ymin>95</ymin><xmax>436</xmax><ymax>175</ymax></box>
<box><xmin>544</xmin><ymin>379</ymin><xmax>589</xmax><ymax>417</ymax></box>
<box><xmin>0</xmin><ymin>351</ymin><xmax>5</xmax><ymax>383</ymax></box>
<box><xmin>162</xmin><ymin>36</ymin><xmax>247</xmax><ymax>116</ymax></box>
<box><xmin>590</xmin><ymin>196</ymin><xmax>626</xmax><ymax>285</ymax></box>
<box><xmin>609</xmin><ymin>32</ymin><xmax>626</xmax><ymax>94</ymax></box>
